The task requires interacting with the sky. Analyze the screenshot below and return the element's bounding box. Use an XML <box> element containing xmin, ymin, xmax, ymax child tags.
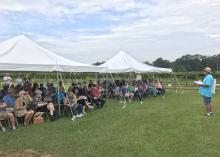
<box><xmin>0</xmin><ymin>0</ymin><xmax>220</xmax><ymax>64</ymax></box>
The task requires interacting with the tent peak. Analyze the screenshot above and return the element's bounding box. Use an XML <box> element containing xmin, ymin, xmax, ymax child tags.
<box><xmin>13</xmin><ymin>34</ymin><xmax>30</xmax><ymax>40</ymax></box>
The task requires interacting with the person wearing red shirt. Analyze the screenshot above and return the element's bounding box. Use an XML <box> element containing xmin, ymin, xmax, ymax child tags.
<box><xmin>90</xmin><ymin>84</ymin><xmax>105</xmax><ymax>109</ymax></box>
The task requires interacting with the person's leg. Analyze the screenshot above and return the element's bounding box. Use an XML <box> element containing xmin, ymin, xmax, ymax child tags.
<box><xmin>0</xmin><ymin>121</ymin><xmax>3</xmax><ymax>128</ymax></box>
<box><xmin>86</xmin><ymin>101</ymin><xmax>94</xmax><ymax>110</ymax></box>
<box><xmin>87</xmin><ymin>97</ymin><xmax>92</xmax><ymax>103</ymax></box>
<box><xmin>0</xmin><ymin>121</ymin><xmax>6</xmax><ymax>132</ymax></box>
<box><xmin>7</xmin><ymin>113</ymin><xmax>16</xmax><ymax>130</ymax></box>
<box><xmin>207</xmin><ymin>97</ymin><xmax>212</xmax><ymax>114</ymax></box>
<box><xmin>138</xmin><ymin>92</ymin><xmax>142</xmax><ymax>101</ymax></box>
<box><xmin>207</xmin><ymin>103</ymin><xmax>212</xmax><ymax>113</ymax></box>
<box><xmin>129</xmin><ymin>93</ymin><xmax>134</xmax><ymax>102</ymax></box>
<box><xmin>100</xmin><ymin>99</ymin><xmax>105</xmax><ymax>107</ymax></box>
<box><xmin>0</xmin><ymin>121</ymin><xmax>4</xmax><ymax>129</ymax></box>
<box><xmin>138</xmin><ymin>91</ymin><xmax>143</xmax><ymax>104</ymax></box>
<box><xmin>77</xmin><ymin>104</ymin><xmax>83</xmax><ymax>114</ymax></box>
<box><xmin>122</xmin><ymin>94</ymin><xmax>126</xmax><ymax>104</ymax></box>
<box><xmin>47</xmin><ymin>103</ymin><xmax>55</xmax><ymax>116</ymax></box>
<box><xmin>63</xmin><ymin>98</ymin><xmax>67</xmax><ymax>106</ymax></box>
<box><xmin>125</xmin><ymin>94</ymin><xmax>129</xmax><ymax>102</ymax></box>
<box><xmin>92</xmin><ymin>99</ymin><xmax>99</xmax><ymax>108</ymax></box>
<box><xmin>204</xmin><ymin>97</ymin><xmax>212</xmax><ymax>115</ymax></box>
<box><xmin>72</xmin><ymin>103</ymin><xmax>77</xmax><ymax>116</ymax></box>
<box><xmin>119</xmin><ymin>93</ymin><xmax>123</xmax><ymax>103</ymax></box>
<box><xmin>27</xmin><ymin>110</ymin><xmax>34</xmax><ymax>125</ymax></box>
<box><xmin>24</xmin><ymin>112</ymin><xmax>29</xmax><ymax>126</ymax></box>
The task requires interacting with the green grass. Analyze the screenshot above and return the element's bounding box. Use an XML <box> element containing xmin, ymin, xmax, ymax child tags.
<box><xmin>1</xmin><ymin>90</ymin><xmax>220</xmax><ymax>157</ymax></box>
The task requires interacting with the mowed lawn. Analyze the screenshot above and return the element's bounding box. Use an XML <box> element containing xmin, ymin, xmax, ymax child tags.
<box><xmin>1</xmin><ymin>90</ymin><xmax>220</xmax><ymax>157</ymax></box>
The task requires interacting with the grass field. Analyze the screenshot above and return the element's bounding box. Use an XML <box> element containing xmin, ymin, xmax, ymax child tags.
<box><xmin>1</xmin><ymin>89</ymin><xmax>220</xmax><ymax>157</ymax></box>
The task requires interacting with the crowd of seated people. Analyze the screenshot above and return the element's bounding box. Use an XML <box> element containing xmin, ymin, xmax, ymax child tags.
<box><xmin>109</xmin><ymin>79</ymin><xmax>166</xmax><ymax>104</ymax></box>
<box><xmin>0</xmin><ymin>73</ymin><xmax>165</xmax><ymax>132</ymax></box>
<box><xmin>0</xmin><ymin>76</ymin><xmax>106</xmax><ymax>132</ymax></box>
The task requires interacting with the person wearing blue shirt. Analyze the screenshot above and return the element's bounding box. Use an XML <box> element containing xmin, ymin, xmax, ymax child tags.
<box><xmin>198</xmin><ymin>67</ymin><xmax>214</xmax><ymax>116</ymax></box>
<box><xmin>54</xmin><ymin>87</ymin><xmax>67</xmax><ymax>106</ymax></box>
<box><xmin>1</xmin><ymin>88</ymin><xmax>16</xmax><ymax>131</ymax></box>
<box><xmin>3</xmin><ymin>88</ymin><xmax>16</xmax><ymax>112</ymax></box>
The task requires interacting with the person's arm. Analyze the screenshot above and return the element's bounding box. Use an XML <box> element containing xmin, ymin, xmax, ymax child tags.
<box><xmin>198</xmin><ymin>84</ymin><xmax>209</xmax><ymax>87</ymax></box>
<box><xmin>37</xmin><ymin>101</ymin><xmax>48</xmax><ymax>107</ymax></box>
<box><xmin>27</xmin><ymin>95</ymin><xmax>33</xmax><ymax>101</ymax></box>
<box><xmin>0</xmin><ymin>103</ymin><xmax>7</xmax><ymax>109</ymax></box>
<box><xmin>72</xmin><ymin>94</ymin><xmax>78</xmax><ymax>104</ymax></box>
<box><xmin>17</xmin><ymin>98</ymin><xmax>25</xmax><ymax>110</ymax></box>
<box><xmin>198</xmin><ymin>77</ymin><xmax>212</xmax><ymax>87</ymax></box>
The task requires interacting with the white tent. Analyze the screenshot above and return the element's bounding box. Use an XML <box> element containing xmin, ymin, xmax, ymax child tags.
<box><xmin>98</xmin><ymin>51</ymin><xmax>172</xmax><ymax>73</ymax></box>
<box><xmin>0</xmin><ymin>35</ymin><xmax>103</xmax><ymax>72</ymax></box>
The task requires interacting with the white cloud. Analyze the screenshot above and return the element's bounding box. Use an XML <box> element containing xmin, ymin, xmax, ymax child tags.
<box><xmin>0</xmin><ymin>0</ymin><xmax>136</xmax><ymax>17</ymax></box>
<box><xmin>1</xmin><ymin>0</ymin><xmax>220</xmax><ymax>63</ymax></box>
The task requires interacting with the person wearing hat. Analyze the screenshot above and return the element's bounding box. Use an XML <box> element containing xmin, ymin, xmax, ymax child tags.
<box><xmin>33</xmin><ymin>89</ymin><xmax>56</xmax><ymax>121</ymax></box>
<box><xmin>197</xmin><ymin>67</ymin><xmax>214</xmax><ymax>116</ymax></box>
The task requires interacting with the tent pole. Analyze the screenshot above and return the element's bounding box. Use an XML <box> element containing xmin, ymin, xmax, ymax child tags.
<box><xmin>172</xmin><ymin>72</ymin><xmax>184</xmax><ymax>94</ymax></box>
<box><xmin>106</xmin><ymin>72</ymin><xmax>109</xmax><ymax>105</ymax></box>
<box><xmin>110</xmin><ymin>73</ymin><xmax>115</xmax><ymax>83</ymax></box>
<box><xmin>56</xmin><ymin>70</ymin><xmax>61</xmax><ymax>116</ymax></box>
<box><xmin>58</xmin><ymin>70</ymin><xmax>74</xmax><ymax>117</ymax></box>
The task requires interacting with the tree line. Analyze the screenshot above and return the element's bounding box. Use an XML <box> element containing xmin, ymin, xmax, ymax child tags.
<box><xmin>151</xmin><ymin>54</ymin><xmax>220</xmax><ymax>72</ymax></box>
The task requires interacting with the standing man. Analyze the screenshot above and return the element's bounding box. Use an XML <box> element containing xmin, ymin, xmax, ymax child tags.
<box><xmin>198</xmin><ymin>67</ymin><xmax>214</xmax><ymax>116</ymax></box>
<box><xmin>16</xmin><ymin>75</ymin><xmax>23</xmax><ymax>86</ymax></box>
<box><xmin>3</xmin><ymin>73</ymin><xmax>12</xmax><ymax>88</ymax></box>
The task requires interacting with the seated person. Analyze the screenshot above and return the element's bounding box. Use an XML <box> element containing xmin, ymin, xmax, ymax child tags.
<box><xmin>134</xmin><ymin>84</ymin><xmax>143</xmax><ymax>104</ymax></box>
<box><xmin>155</xmin><ymin>80</ymin><xmax>162</xmax><ymax>92</ymax></box>
<box><xmin>3</xmin><ymin>88</ymin><xmax>16</xmax><ymax>112</ymax></box>
<box><xmin>78</xmin><ymin>83</ymin><xmax>94</xmax><ymax>113</ymax></box>
<box><xmin>113</xmin><ymin>85</ymin><xmax>121</xmax><ymax>100</ymax></box>
<box><xmin>67</xmin><ymin>87</ymin><xmax>83</xmax><ymax>120</ymax></box>
<box><xmin>0</xmin><ymin>97</ymin><xmax>16</xmax><ymax>131</ymax></box>
<box><xmin>14</xmin><ymin>90</ymin><xmax>34</xmax><ymax>126</ymax></box>
<box><xmin>161</xmin><ymin>81</ymin><xmax>165</xmax><ymax>93</ymax></box>
<box><xmin>79</xmin><ymin>82</ymin><xmax>92</xmax><ymax>103</ymax></box>
<box><xmin>39</xmin><ymin>83</ymin><xmax>46</xmax><ymax>98</ymax></box>
<box><xmin>148</xmin><ymin>85</ymin><xmax>159</xmax><ymax>96</ymax></box>
<box><xmin>54</xmin><ymin>87</ymin><xmax>67</xmax><ymax>107</ymax></box>
<box><xmin>77</xmin><ymin>96</ymin><xmax>94</xmax><ymax>114</ymax></box>
<box><xmin>121</xmin><ymin>82</ymin><xmax>130</xmax><ymax>104</ymax></box>
<box><xmin>23</xmin><ymin>91</ymin><xmax>35</xmax><ymax>110</ymax></box>
<box><xmin>108</xmin><ymin>83</ymin><xmax>115</xmax><ymax>99</ymax></box>
<box><xmin>33</xmin><ymin>89</ymin><xmax>56</xmax><ymax>121</ymax></box>
<box><xmin>90</xmin><ymin>84</ymin><xmax>105</xmax><ymax>109</ymax></box>
<box><xmin>48</xmin><ymin>83</ymin><xmax>56</xmax><ymax>95</ymax></box>
<box><xmin>127</xmin><ymin>83</ymin><xmax>135</xmax><ymax>102</ymax></box>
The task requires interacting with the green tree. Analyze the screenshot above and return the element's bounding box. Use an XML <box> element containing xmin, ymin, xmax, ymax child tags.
<box><xmin>152</xmin><ymin>58</ymin><xmax>171</xmax><ymax>68</ymax></box>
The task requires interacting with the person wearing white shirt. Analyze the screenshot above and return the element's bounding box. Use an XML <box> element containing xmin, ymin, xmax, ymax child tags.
<box><xmin>136</xmin><ymin>73</ymin><xmax>142</xmax><ymax>81</ymax></box>
<box><xmin>3</xmin><ymin>73</ymin><xmax>12</xmax><ymax>87</ymax></box>
<box><xmin>16</xmin><ymin>75</ymin><xmax>23</xmax><ymax>86</ymax></box>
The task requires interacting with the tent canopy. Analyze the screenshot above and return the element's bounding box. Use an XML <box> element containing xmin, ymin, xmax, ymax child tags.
<box><xmin>0</xmin><ymin>35</ymin><xmax>103</xmax><ymax>72</ymax></box>
<box><xmin>98</xmin><ymin>51</ymin><xmax>172</xmax><ymax>73</ymax></box>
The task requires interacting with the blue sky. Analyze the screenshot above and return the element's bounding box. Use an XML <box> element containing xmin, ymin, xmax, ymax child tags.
<box><xmin>0</xmin><ymin>0</ymin><xmax>220</xmax><ymax>63</ymax></box>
